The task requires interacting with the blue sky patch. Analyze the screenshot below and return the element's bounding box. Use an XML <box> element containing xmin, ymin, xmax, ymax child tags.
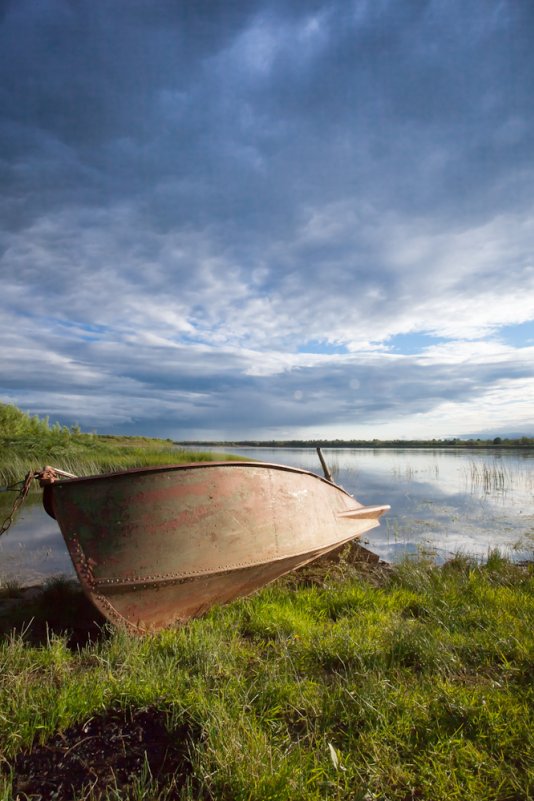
<box><xmin>497</xmin><ymin>320</ymin><xmax>534</xmax><ymax>348</ymax></box>
<box><xmin>386</xmin><ymin>333</ymin><xmax>449</xmax><ymax>355</ymax></box>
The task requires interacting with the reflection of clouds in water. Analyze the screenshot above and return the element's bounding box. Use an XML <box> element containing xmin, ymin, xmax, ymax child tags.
<box><xmin>335</xmin><ymin>450</ymin><xmax>533</xmax><ymax>508</ymax></box>
<box><xmin>370</xmin><ymin>525</ymin><xmax>533</xmax><ymax>565</ymax></box>
<box><xmin>0</xmin><ymin>503</ymin><xmax>74</xmax><ymax>584</ymax></box>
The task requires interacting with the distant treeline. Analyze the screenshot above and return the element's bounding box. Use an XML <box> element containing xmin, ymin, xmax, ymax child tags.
<box><xmin>176</xmin><ymin>437</ymin><xmax>534</xmax><ymax>449</ymax></box>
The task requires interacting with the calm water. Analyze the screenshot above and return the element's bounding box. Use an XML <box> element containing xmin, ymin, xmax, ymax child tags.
<box><xmin>1</xmin><ymin>448</ymin><xmax>532</xmax><ymax>586</ymax></box>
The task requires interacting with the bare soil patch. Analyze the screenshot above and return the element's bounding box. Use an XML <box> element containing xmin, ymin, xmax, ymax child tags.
<box><xmin>7</xmin><ymin>706</ymin><xmax>198</xmax><ymax>800</ymax></box>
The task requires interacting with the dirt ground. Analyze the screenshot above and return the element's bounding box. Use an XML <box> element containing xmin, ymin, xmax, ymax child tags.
<box><xmin>7</xmin><ymin>707</ymin><xmax>197</xmax><ymax>800</ymax></box>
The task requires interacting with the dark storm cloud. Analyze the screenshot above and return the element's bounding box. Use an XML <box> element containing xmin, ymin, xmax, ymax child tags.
<box><xmin>3</xmin><ymin>0</ymin><xmax>532</xmax><ymax>227</ymax></box>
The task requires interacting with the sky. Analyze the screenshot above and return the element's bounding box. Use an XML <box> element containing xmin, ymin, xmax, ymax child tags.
<box><xmin>1</xmin><ymin>0</ymin><xmax>533</xmax><ymax>441</ymax></box>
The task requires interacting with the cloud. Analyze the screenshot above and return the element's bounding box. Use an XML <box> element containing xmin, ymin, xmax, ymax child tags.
<box><xmin>1</xmin><ymin>0</ymin><xmax>533</xmax><ymax>438</ymax></box>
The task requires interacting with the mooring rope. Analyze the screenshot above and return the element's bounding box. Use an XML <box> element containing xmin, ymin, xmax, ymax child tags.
<box><xmin>0</xmin><ymin>466</ymin><xmax>78</xmax><ymax>538</ymax></box>
<box><xmin>0</xmin><ymin>470</ymin><xmax>38</xmax><ymax>538</ymax></box>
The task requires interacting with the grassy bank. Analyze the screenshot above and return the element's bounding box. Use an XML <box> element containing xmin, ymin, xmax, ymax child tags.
<box><xmin>1</xmin><ymin>553</ymin><xmax>532</xmax><ymax>800</ymax></box>
<box><xmin>0</xmin><ymin>403</ymin><xmax>229</xmax><ymax>486</ymax></box>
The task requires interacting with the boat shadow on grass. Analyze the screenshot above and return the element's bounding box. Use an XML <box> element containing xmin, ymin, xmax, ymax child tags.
<box><xmin>0</xmin><ymin>576</ymin><xmax>108</xmax><ymax>648</ymax></box>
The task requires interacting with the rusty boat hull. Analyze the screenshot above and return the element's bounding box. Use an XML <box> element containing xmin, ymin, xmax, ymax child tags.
<box><xmin>43</xmin><ymin>461</ymin><xmax>389</xmax><ymax>633</ymax></box>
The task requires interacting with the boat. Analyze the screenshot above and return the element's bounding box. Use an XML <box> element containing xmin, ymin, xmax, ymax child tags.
<box><xmin>40</xmin><ymin>459</ymin><xmax>389</xmax><ymax>633</ymax></box>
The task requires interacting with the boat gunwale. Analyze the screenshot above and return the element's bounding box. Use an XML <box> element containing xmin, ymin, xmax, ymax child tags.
<box><xmin>49</xmin><ymin>460</ymin><xmax>355</xmax><ymax>498</ymax></box>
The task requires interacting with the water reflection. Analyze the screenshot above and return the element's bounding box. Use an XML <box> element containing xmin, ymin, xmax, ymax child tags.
<box><xmin>0</xmin><ymin>494</ymin><xmax>75</xmax><ymax>585</ymax></box>
<box><xmin>1</xmin><ymin>449</ymin><xmax>532</xmax><ymax>586</ymax></box>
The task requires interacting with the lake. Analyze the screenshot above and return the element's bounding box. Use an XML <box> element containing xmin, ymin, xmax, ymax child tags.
<box><xmin>1</xmin><ymin>448</ymin><xmax>532</xmax><ymax>586</ymax></box>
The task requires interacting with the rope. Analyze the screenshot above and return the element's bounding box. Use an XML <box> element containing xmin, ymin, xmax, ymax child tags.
<box><xmin>0</xmin><ymin>466</ymin><xmax>78</xmax><ymax>538</ymax></box>
<box><xmin>0</xmin><ymin>470</ymin><xmax>38</xmax><ymax>538</ymax></box>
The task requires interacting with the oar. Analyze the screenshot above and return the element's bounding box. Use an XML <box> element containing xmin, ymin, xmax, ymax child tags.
<box><xmin>316</xmin><ymin>447</ymin><xmax>333</xmax><ymax>482</ymax></box>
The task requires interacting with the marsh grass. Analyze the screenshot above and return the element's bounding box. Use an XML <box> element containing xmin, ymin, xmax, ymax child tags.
<box><xmin>0</xmin><ymin>554</ymin><xmax>532</xmax><ymax>800</ymax></box>
<box><xmin>463</xmin><ymin>458</ymin><xmax>534</xmax><ymax>500</ymax></box>
<box><xmin>465</xmin><ymin>460</ymin><xmax>512</xmax><ymax>495</ymax></box>
<box><xmin>0</xmin><ymin>401</ymin><xmax>240</xmax><ymax>488</ymax></box>
<box><xmin>0</xmin><ymin>436</ymin><xmax>230</xmax><ymax>487</ymax></box>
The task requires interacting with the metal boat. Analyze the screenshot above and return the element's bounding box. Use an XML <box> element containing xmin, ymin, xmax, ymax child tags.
<box><xmin>41</xmin><ymin>460</ymin><xmax>389</xmax><ymax>633</ymax></box>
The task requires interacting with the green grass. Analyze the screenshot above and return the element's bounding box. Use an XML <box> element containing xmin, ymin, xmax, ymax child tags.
<box><xmin>0</xmin><ymin>554</ymin><xmax>532</xmax><ymax>800</ymax></box>
<box><xmin>0</xmin><ymin>434</ymin><xmax>225</xmax><ymax>485</ymax></box>
<box><xmin>0</xmin><ymin>402</ymin><xmax>236</xmax><ymax>486</ymax></box>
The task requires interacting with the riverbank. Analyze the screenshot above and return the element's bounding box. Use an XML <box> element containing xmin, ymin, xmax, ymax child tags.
<box><xmin>1</xmin><ymin>552</ymin><xmax>532</xmax><ymax>800</ymax></box>
<box><xmin>0</xmin><ymin>403</ymin><xmax>234</xmax><ymax>487</ymax></box>
<box><xmin>0</xmin><ymin>432</ymin><xmax>227</xmax><ymax>487</ymax></box>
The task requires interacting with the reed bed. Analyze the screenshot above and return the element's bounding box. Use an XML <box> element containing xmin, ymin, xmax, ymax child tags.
<box><xmin>0</xmin><ymin>402</ymin><xmax>238</xmax><ymax>487</ymax></box>
<box><xmin>0</xmin><ymin>432</ymin><xmax>237</xmax><ymax>488</ymax></box>
<box><xmin>464</xmin><ymin>459</ymin><xmax>514</xmax><ymax>494</ymax></box>
<box><xmin>0</xmin><ymin>553</ymin><xmax>532</xmax><ymax>800</ymax></box>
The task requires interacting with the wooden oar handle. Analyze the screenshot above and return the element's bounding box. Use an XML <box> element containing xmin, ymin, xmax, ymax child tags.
<box><xmin>316</xmin><ymin>447</ymin><xmax>333</xmax><ymax>481</ymax></box>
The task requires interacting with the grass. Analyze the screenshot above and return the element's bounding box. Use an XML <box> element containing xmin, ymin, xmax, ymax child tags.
<box><xmin>0</xmin><ymin>433</ymin><xmax>228</xmax><ymax>486</ymax></box>
<box><xmin>0</xmin><ymin>403</ymin><xmax>237</xmax><ymax>487</ymax></box>
<box><xmin>0</xmin><ymin>553</ymin><xmax>532</xmax><ymax>800</ymax></box>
